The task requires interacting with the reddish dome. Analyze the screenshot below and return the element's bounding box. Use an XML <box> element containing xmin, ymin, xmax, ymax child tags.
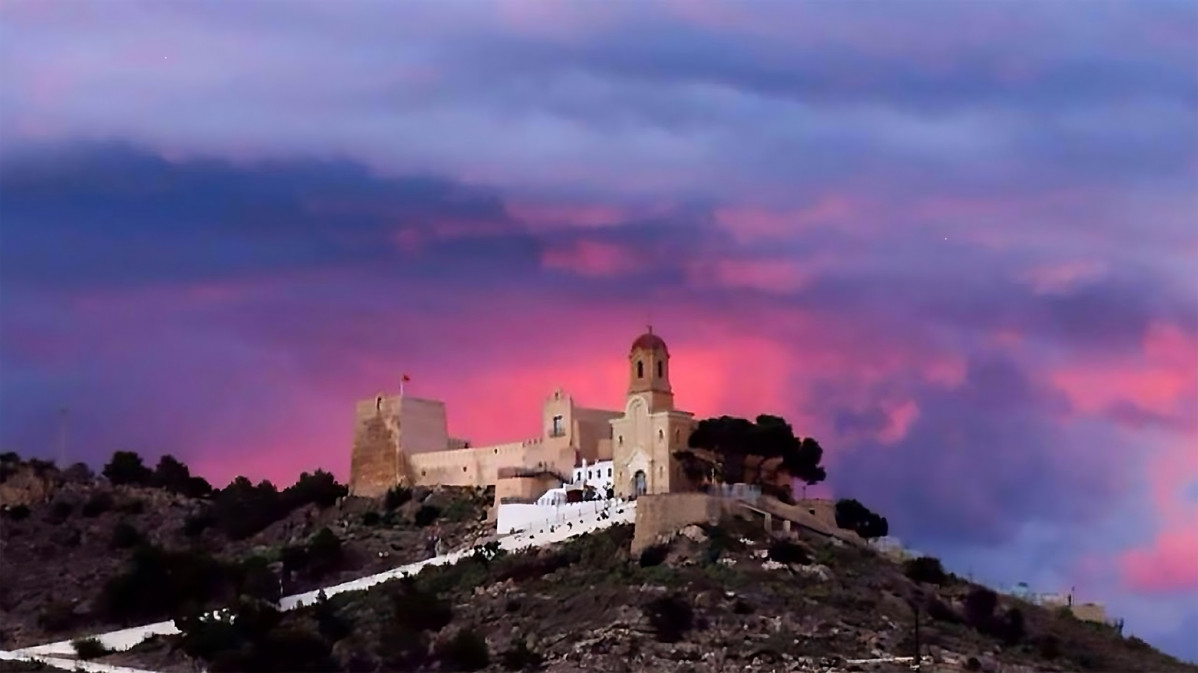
<box><xmin>630</xmin><ymin>330</ymin><xmax>668</xmax><ymax>355</ymax></box>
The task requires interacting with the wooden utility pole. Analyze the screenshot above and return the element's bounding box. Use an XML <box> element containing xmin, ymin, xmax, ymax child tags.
<box><xmin>913</xmin><ymin>599</ymin><xmax>922</xmax><ymax>671</ymax></box>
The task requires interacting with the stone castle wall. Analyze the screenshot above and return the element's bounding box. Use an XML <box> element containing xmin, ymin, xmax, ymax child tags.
<box><xmin>348</xmin><ymin>412</ymin><xmax>403</xmax><ymax>497</ymax></box>
<box><xmin>631</xmin><ymin>493</ymin><xmax>735</xmax><ymax>555</ymax></box>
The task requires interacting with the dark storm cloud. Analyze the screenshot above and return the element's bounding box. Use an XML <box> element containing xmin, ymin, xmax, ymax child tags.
<box><xmin>0</xmin><ymin>142</ymin><xmax>532</xmax><ymax>290</ymax></box>
<box><xmin>823</xmin><ymin>354</ymin><xmax>1117</xmax><ymax>548</ymax></box>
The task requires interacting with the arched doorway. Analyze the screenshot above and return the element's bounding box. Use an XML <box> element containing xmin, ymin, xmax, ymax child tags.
<box><xmin>632</xmin><ymin>470</ymin><xmax>647</xmax><ymax>498</ymax></box>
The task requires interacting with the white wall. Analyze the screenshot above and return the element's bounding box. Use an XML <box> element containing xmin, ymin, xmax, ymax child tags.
<box><xmin>570</xmin><ymin>459</ymin><xmax>614</xmax><ymax>492</ymax></box>
<box><xmin>496</xmin><ymin>498</ymin><xmax>625</xmax><ymax>535</ymax></box>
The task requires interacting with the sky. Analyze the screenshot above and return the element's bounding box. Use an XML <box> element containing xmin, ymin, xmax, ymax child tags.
<box><xmin>1</xmin><ymin>0</ymin><xmax>1196</xmax><ymax>660</ymax></box>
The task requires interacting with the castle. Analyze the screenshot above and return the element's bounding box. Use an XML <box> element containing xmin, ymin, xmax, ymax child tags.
<box><xmin>349</xmin><ymin>329</ymin><xmax>698</xmax><ymax>504</ymax></box>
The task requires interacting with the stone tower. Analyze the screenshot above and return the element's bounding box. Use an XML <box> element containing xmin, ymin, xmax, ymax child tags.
<box><xmin>627</xmin><ymin>327</ymin><xmax>674</xmax><ymax>413</ymax></box>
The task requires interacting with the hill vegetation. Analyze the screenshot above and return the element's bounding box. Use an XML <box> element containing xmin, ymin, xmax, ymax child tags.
<box><xmin>1</xmin><ymin>450</ymin><xmax>1193</xmax><ymax>673</ymax></box>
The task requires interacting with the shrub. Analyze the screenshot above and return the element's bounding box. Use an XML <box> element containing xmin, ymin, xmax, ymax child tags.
<box><xmin>471</xmin><ymin>540</ymin><xmax>504</xmax><ymax>564</ymax></box>
<box><xmin>38</xmin><ymin>601</ymin><xmax>76</xmax><ymax>632</ymax></box>
<box><xmin>414</xmin><ymin>504</ymin><xmax>441</xmax><ymax>527</ymax></box>
<box><xmin>280</xmin><ymin>545</ymin><xmax>310</xmax><ymax>575</ymax></box>
<box><xmin>3</xmin><ymin>504</ymin><xmax>30</xmax><ymax>521</ymax></box>
<box><xmin>47</xmin><ymin>500</ymin><xmax>73</xmax><ymax>523</ymax></box>
<box><xmin>238</xmin><ymin>557</ymin><xmax>281</xmax><ymax>604</ymax></box>
<box><xmin>833</xmin><ymin>498</ymin><xmax>888</xmax><ymax>539</ymax></box>
<box><xmin>925</xmin><ymin>597</ymin><xmax>961</xmax><ymax>623</ymax></box>
<box><xmin>903</xmin><ymin>556</ymin><xmax>948</xmax><ymax>585</ymax></box>
<box><xmin>1034</xmin><ymin>633</ymin><xmax>1062</xmax><ymax>659</ymax></box>
<box><xmin>391</xmin><ymin>579</ymin><xmax>454</xmax><ymax>633</ymax></box>
<box><xmin>643</xmin><ymin>594</ymin><xmax>694</xmax><ymax>643</ymax></box>
<box><xmin>110</xmin><ymin>521</ymin><xmax>143</xmax><ymax>549</ymax></box>
<box><xmin>82</xmin><ymin>492</ymin><xmax>115</xmax><ymax>517</ymax></box>
<box><xmin>998</xmin><ymin>607</ymin><xmax>1025</xmax><ymax>644</ymax></box>
<box><xmin>176</xmin><ymin>600</ymin><xmax>336</xmax><ymax>672</ymax></box>
<box><xmin>182</xmin><ymin>510</ymin><xmax>215</xmax><ymax>537</ymax></box>
<box><xmin>638</xmin><ymin>543</ymin><xmax>669</xmax><ymax>568</ymax></box>
<box><xmin>306</xmin><ymin>528</ymin><xmax>343</xmax><ymax>578</ymax></box>
<box><xmin>500</xmin><ymin>638</ymin><xmax>544</xmax><ymax>671</ymax></box>
<box><xmin>965</xmin><ymin>656</ymin><xmax>981</xmax><ymax>671</ymax></box>
<box><xmin>103</xmin><ymin>451</ymin><xmax>153</xmax><ymax>486</ymax></box>
<box><xmin>211</xmin><ymin>477</ymin><xmax>283</xmax><ymax>540</ymax></box>
<box><xmin>312</xmin><ymin>591</ymin><xmax>351</xmax><ymax>642</ymax></box>
<box><xmin>733</xmin><ymin>598</ymin><xmax>755</xmax><ymax>615</ymax></box>
<box><xmin>442</xmin><ymin>498</ymin><xmax>476</xmax><ymax>523</ymax></box>
<box><xmin>152</xmin><ymin>455</ymin><xmax>192</xmax><ymax>494</ymax></box>
<box><xmin>963</xmin><ymin>587</ymin><xmax>998</xmax><ymax>628</ymax></box>
<box><xmin>361</xmin><ymin>511</ymin><xmax>381</xmax><ymax>526</ymax></box>
<box><xmin>436</xmin><ymin>629</ymin><xmax>490</xmax><ymax>672</ymax></box>
<box><xmin>378</xmin><ymin>624</ymin><xmax>429</xmax><ymax>670</ymax></box>
<box><xmin>98</xmin><ymin>544</ymin><xmax>237</xmax><ymax>624</ymax></box>
<box><xmin>62</xmin><ymin>462</ymin><xmax>94</xmax><ymax>484</ymax></box>
<box><xmin>117</xmin><ymin>498</ymin><xmax>146</xmax><ymax>515</ymax></box>
<box><xmin>767</xmin><ymin>539</ymin><xmax>810</xmax><ymax>565</ymax></box>
<box><xmin>72</xmin><ymin>637</ymin><xmax>110</xmax><ymax>660</ymax></box>
<box><xmin>282</xmin><ymin>470</ymin><xmax>347</xmax><ymax>510</ymax></box>
<box><xmin>384</xmin><ymin>485</ymin><xmax>412</xmax><ymax>510</ymax></box>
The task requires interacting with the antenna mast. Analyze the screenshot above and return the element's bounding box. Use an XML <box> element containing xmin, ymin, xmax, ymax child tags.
<box><xmin>57</xmin><ymin>407</ymin><xmax>69</xmax><ymax>467</ymax></box>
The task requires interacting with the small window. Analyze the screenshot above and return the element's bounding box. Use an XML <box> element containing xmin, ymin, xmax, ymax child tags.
<box><xmin>462</xmin><ymin>466</ymin><xmax>467</xmax><ymax>472</ymax></box>
<box><xmin>656</xmin><ymin>361</ymin><xmax>663</xmax><ymax>378</ymax></box>
<box><xmin>376</xmin><ymin>396</ymin><xmax>383</xmax><ymax>411</ymax></box>
<box><xmin>618</xmin><ymin>435</ymin><xmax>623</xmax><ymax>446</ymax></box>
<box><xmin>636</xmin><ymin>360</ymin><xmax>644</xmax><ymax>378</ymax></box>
<box><xmin>607</xmin><ymin>468</ymin><xmax>612</xmax><ymax>477</ymax></box>
<box><xmin>658</xmin><ymin>429</ymin><xmax>664</xmax><ymax>441</ymax></box>
<box><xmin>551</xmin><ymin>415</ymin><xmax>565</xmax><ymax>437</ymax></box>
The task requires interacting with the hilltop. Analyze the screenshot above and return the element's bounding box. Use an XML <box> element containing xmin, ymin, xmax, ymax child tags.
<box><xmin>2</xmin><ymin>452</ymin><xmax>1194</xmax><ymax>673</ymax></box>
<box><xmin>0</xmin><ymin>452</ymin><xmax>493</xmax><ymax>651</ymax></box>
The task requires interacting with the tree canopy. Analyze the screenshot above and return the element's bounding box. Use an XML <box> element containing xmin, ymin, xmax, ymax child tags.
<box><xmin>834</xmin><ymin>498</ymin><xmax>890</xmax><ymax>540</ymax></box>
<box><xmin>682</xmin><ymin>414</ymin><xmax>828</xmax><ymax>488</ymax></box>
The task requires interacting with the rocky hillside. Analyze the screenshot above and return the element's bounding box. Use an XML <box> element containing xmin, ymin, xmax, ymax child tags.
<box><xmin>0</xmin><ymin>453</ymin><xmax>493</xmax><ymax>652</ymax></box>
<box><xmin>2</xmin><ymin>452</ymin><xmax>1194</xmax><ymax>673</ymax></box>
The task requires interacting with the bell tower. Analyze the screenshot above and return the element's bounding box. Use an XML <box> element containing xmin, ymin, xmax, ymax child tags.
<box><xmin>628</xmin><ymin>326</ymin><xmax>674</xmax><ymax>413</ymax></box>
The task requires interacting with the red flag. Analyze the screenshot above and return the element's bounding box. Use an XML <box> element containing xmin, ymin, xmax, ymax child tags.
<box><xmin>402</xmin><ymin>374</ymin><xmax>411</xmax><ymax>382</ymax></box>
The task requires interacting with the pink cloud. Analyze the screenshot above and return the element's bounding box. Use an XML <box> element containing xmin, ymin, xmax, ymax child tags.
<box><xmin>506</xmin><ymin>201</ymin><xmax>633</xmax><ymax>230</ymax></box>
<box><xmin>877</xmin><ymin>399</ymin><xmax>920</xmax><ymax>445</ymax></box>
<box><xmin>714</xmin><ymin>195</ymin><xmax>858</xmax><ymax>243</ymax></box>
<box><xmin>1020</xmin><ymin>260</ymin><xmax>1109</xmax><ymax>294</ymax></box>
<box><xmin>1121</xmin><ymin>524</ymin><xmax>1198</xmax><ymax>594</ymax></box>
<box><xmin>541</xmin><ymin>240</ymin><xmax>639</xmax><ymax>277</ymax></box>
<box><xmin>686</xmin><ymin>258</ymin><xmax>814</xmax><ymax>294</ymax></box>
<box><xmin>1049</xmin><ymin>321</ymin><xmax>1198</xmax><ymax>422</ymax></box>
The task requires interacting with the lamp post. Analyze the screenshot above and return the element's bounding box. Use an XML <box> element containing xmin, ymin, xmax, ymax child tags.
<box><xmin>907</xmin><ymin>587</ymin><xmax>924</xmax><ymax>672</ymax></box>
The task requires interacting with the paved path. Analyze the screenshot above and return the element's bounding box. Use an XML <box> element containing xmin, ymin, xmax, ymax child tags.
<box><xmin>15</xmin><ymin>500</ymin><xmax>635</xmax><ymax>658</ymax></box>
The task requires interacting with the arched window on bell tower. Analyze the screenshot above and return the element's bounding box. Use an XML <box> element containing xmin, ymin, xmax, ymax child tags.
<box><xmin>637</xmin><ymin>361</ymin><xmax>644</xmax><ymax>378</ymax></box>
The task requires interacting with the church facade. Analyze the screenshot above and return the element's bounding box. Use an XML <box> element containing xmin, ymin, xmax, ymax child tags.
<box><xmin>348</xmin><ymin>330</ymin><xmax>697</xmax><ymax>502</ymax></box>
